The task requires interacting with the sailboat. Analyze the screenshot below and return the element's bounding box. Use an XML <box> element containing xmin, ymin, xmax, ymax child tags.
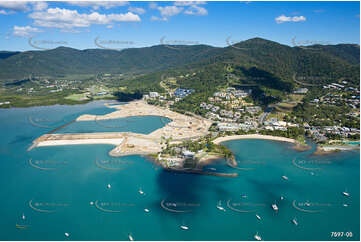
<box><xmin>342</xmin><ymin>190</ymin><xmax>350</xmax><ymax>197</ymax></box>
<box><xmin>282</xmin><ymin>175</ymin><xmax>289</xmax><ymax>180</ymax></box>
<box><xmin>271</xmin><ymin>203</ymin><xmax>278</xmax><ymax>212</ymax></box>
<box><xmin>128</xmin><ymin>234</ymin><xmax>134</xmax><ymax>241</ymax></box>
<box><xmin>216</xmin><ymin>200</ymin><xmax>226</xmax><ymax>211</ymax></box>
<box><xmin>254</xmin><ymin>232</ymin><xmax>262</xmax><ymax>241</ymax></box>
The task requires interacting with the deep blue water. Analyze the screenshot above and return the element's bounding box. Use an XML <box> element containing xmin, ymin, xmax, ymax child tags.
<box><xmin>0</xmin><ymin>101</ymin><xmax>359</xmax><ymax>241</ymax></box>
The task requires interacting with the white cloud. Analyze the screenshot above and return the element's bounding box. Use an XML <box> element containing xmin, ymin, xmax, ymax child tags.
<box><xmin>0</xmin><ymin>9</ymin><xmax>13</xmax><ymax>15</ymax></box>
<box><xmin>184</xmin><ymin>5</ymin><xmax>207</xmax><ymax>15</ymax></box>
<box><xmin>32</xmin><ymin>2</ymin><xmax>48</xmax><ymax>11</ymax></box>
<box><xmin>0</xmin><ymin>1</ymin><xmax>49</xmax><ymax>12</ymax></box>
<box><xmin>12</xmin><ymin>25</ymin><xmax>42</xmax><ymax>37</ymax></box>
<box><xmin>158</xmin><ymin>5</ymin><xmax>183</xmax><ymax>18</ymax></box>
<box><xmin>66</xmin><ymin>1</ymin><xmax>129</xmax><ymax>10</ymax></box>
<box><xmin>29</xmin><ymin>8</ymin><xmax>140</xmax><ymax>29</ymax></box>
<box><xmin>128</xmin><ymin>6</ymin><xmax>145</xmax><ymax>15</ymax></box>
<box><xmin>0</xmin><ymin>2</ymin><xmax>30</xmax><ymax>11</ymax></box>
<box><xmin>150</xmin><ymin>2</ymin><xmax>207</xmax><ymax>20</ymax></box>
<box><xmin>150</xmin><ymin>15</ymin><xmax>167</xmax><ymax>21</ymax></box>
<box><xmin>275</xmin><ymin>15</ymin><xmax>306</xmax><ymax>24</ymax></box>
<box><xmin>174</xmin><ymin>1</ymin><xmax>206</xmax><ymax>6</ymax></box>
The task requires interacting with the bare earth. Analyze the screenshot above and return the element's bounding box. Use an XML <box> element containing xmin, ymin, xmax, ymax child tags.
<box><xmin>31</xmin><ymin>101</ymin><xmax>213</xmax><ymax>157</ymax></box>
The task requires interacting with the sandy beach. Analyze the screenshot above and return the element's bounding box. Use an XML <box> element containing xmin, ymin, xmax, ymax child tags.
<box><xmin>213</xmin><ymin>134</ymin><xmax>297</xmax><ymax>144</ymax></box>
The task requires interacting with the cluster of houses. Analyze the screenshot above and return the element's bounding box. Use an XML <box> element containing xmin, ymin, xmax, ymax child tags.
<box><xmin>159</xmin><ymin>148</ymin><xmax>197</xmax><ymax>168</ymax></box>
<box><xmin>263</xmin><ymin>118</ymin><xmax>299</xmax><ymax>131</ymax></box>
<box><xmin>174</xmin><ymin>88</ymin><xmax>194</xmax><ymax>98</ymax></box>
<box><xmin>293</xmin><ymin>88</ymin><xmax>308</xmax><ymax>94</ymax></box>
<box><xmin>217</xmin><ymin>122</ymin><xmax>256</xmax><ymax>132</ymax></box>
<box><xmin>307</xmin><ymin>125</ymin><xmax>360</xmax><ymax>141</ymax></box>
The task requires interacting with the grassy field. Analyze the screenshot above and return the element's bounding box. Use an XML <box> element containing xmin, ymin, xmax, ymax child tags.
<box><xmin>65</xmin><ymin>93</ymin><xmax>90</xmax><ymax>101</ymax></box>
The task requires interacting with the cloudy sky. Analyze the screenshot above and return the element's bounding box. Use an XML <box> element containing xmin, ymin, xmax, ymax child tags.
<box><xmin>0</xmin><ymin>1</ymin><xmax>359</xmax><ymax>51</ymax></box>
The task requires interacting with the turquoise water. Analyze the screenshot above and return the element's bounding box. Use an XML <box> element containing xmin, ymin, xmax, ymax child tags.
<box><xmin>345</xmin><ymin>141</ymin><xmax>360</xmax><ymax>145</ymax></box>
<box><xmin>58</xmin><ymin>116</ymin><xmax>170</xmax><ymax>134</ymax></box>
<box><xmin>0</xmin><ymin>101</ymin><xmax>359</xmax><ymax>241</ymax></box>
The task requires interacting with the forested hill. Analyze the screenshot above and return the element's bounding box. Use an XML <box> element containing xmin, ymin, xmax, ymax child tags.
<box><xmin>0</xmin><ymin>44</ymin><xmax>217</xmax><ymax>80</ymax></box>
<box><xmin>0</xmin><ymin>37</ymin><xmax>359</xmax><ymax>85</ymax></box>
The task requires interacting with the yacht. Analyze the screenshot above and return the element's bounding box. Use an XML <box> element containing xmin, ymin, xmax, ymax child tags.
<box><xmin>216</xmin><ymin>201</ymin><xmax>226</xmax><ymax>211</ymax></box>
<box><xmin>254</xmin><ymin>232</ymin><xmax>262</xmax><ymax>241</ymax></box>
<box><xmin>107</xmin><ymin>184</ymin><xmax>111</xmax><ymax>189</ymax></box>
<box><xmin>256</xmin><ymin>214</ymin><xmax>261</xmax><ymax>220</ymax></box>
<box><xmin>180</xmin><ymin>225</ymin><xmax>189</xmax><ymax>230</ymax></box>
<box><xmin>21</xmin><ymin>213</ymin><xmax>26</xmax><ymax>220</ymax></box>
<box><xmin>292</xmin><ymin>218</ymin><xmax>298</xmax><ymax>226</ymax></box>
<box><xmin>271</xmin><ymin>203</ymin><xmax>278</xmax><ymax>212</ymax></box>
<box><xmin>128</xmin><ymin>234</ymin><xmax>134</xmax><ymax>241</ymax></box>
<box><xmin>64</xmin><ymin>233</ymin><xmax>70</xmax><ymax>237</ymax></box>
<box><xmin>342</xmin><ymin>191</ymin><xmax>350</xmax><ymax>197</ymax></box>
<box><xmin>144</xmin><ymin>208</ymin><xmax>150</xmax><ymax>213</ymax></box>
<box><xmin>282</xmin><ymin>175</ymin><xmax>289</xmax><ymax>180</ymax></box>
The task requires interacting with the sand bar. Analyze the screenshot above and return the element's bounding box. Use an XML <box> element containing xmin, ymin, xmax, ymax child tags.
<box><xmin>36</xmin><ymin>138</ymin><xmax>124</xmax><ymax>147</ymax></box>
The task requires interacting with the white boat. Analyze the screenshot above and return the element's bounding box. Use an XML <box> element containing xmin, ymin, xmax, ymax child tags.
<box><xmin>241</xmin><ymin>194</ymin><xmax>248</xmax><ymax>198</ymax></box>
<box><xmin>144</xmin><ymin>208</ymin><xmax>150</xmax><ymax>213</ymax></box>
<box><xmin>343</xmin><ymin>203</ymin><xmax>349</xmax><ymax>207</ymax></box>
<box><xmin>64</xmin><ymin>232</ymin><xmax>70</xmax><ymax>237</ymax></box>
<box><xmin>180</xmin><ymin>225</ymin><xmax>189</xmax><ymax>230</ymax></box>
<box><xmin>271</xmin><ymin>204</ymin><xmax>278</xmax><ymax>212</ymax></box>
<box><xmin>254</xmin><ymin>232</ymin><xmax>262</xmax><ymax>241</ymax></box>
<box><xmin>280</xmin><ymin>196</ymin><xmax>284</xmax><ymax>200</ymax></box>
<box><xmin>292</xmin><ymin>218</ymin><xmax>298</xmax><ymax>226</ymax></box>
<box><xmin>305</xmin><ymin>201</ymin><xmax>311</xmax><ymax>207</ymax></box>
<box><xmin>90</xmin><ymin>201</ymin><xmax>94</xmax><ymax>205</ymax></box>
<box><xmin>342</xmin><ymin>191</ymin><xmax>350</xmax><ymax>197</ymax></box>
<box><xmin>216</xmin><ymin>201</ymin><xmax>226</xmax><ymax>211</ymax></box>
<box><xmin>128</xmin><ymin>234</ymin><xmax>134</xmax><ymax>241</ymax></box>
<box><xmin>256</xmin><ymin>214</ymin><xmax>261</xmax><ymax>220</ymax></box>
<box><xmin>310</xmin><ymin>172</ymin><xmax>315</xmax><ymax>176</ymax></box>
<box><xmin>139</xmin><ymin>189</ymin><xmax>144</xmax><ymax>195</ymax></box>
<box><xmin>282</xmin><ymin>175</ymin><xmax>289</xmax><ymax>180</ymax></box>
<box><xmin>21</xmin><ymin>213</ymin><xmax>25</xmax><ymax>220</ymax></box>
<box><xmin>107</xmin><ymin>184</ymin><xmax>111</xmax><ymax>189</ymax></box>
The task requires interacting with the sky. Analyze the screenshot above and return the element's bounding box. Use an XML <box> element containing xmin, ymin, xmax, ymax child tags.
<box><xmin>0</xmin><ymin>1</ymin><xmax>359</xmax><ymax>51</ymax></box>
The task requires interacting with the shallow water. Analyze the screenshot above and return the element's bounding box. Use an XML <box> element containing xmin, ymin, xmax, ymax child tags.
<box><xmin>0</xmin><ymin>101</ymin><xmax>359</xmax><ymax>241</ymax></box>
